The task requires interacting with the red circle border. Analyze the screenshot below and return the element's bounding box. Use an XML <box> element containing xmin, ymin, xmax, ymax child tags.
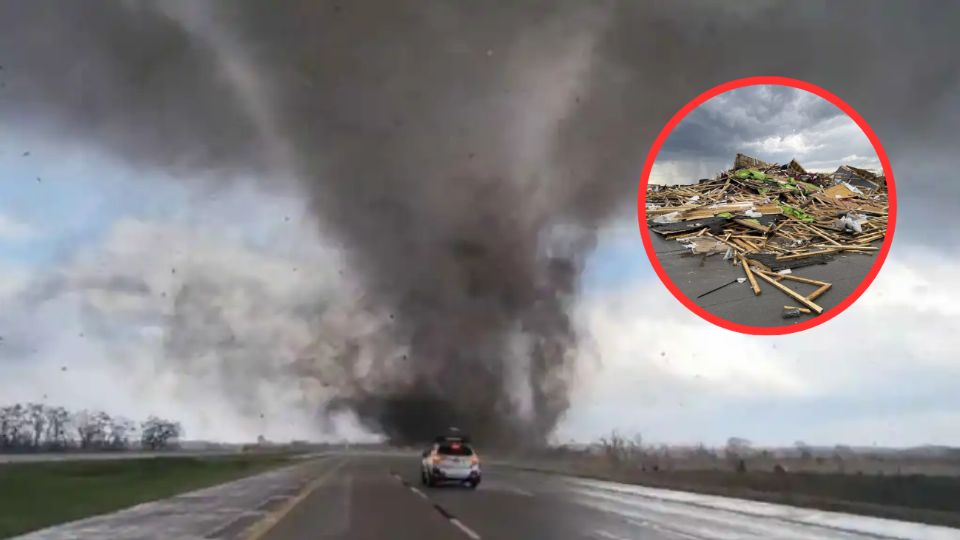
<box><xmin>637</xmin><ymin>76</ymin><xmax>897</xmax><ymax>336</ymax></box>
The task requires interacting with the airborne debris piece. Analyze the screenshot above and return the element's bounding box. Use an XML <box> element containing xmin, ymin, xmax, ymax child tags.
<box><xmin>647</xmin><ymin>154</ymin><xmax>888</xmax><ymax>318</ymax></box>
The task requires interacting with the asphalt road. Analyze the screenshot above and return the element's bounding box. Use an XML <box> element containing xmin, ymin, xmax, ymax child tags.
<box><xmin>259</xmin><ymin>454</ymin><xmax>958</xmax><ymax>540</ymax></box>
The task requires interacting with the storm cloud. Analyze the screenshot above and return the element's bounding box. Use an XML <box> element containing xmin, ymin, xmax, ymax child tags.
<box><xmin>1</xmin><ymin>1</ymin><xmax>958</xmax><ymax>445</ymax></box>
<box><xmin>650</xmin><ymin>85</ymin><xmax>882</xmax><ymax>184</ymax></box>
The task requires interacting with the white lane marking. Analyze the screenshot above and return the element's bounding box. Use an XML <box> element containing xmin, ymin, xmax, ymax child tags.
<box><xmin>449</xmin><ymin>517</ymin><xmax>482</xmax><ymax>540</ymax></box>
<box><xmin>626</xmin><ymin>518</ymin><xmax>705</xmax><ymax>540</ymax></box>
<box><xmin>391</xmin><ymin>471</ymin><xmax>481</xmax><ymax>539</ymax></box>
<box><xmin>594</xmin><ymin>531</ymin><xmax>631</xmax><ymax>540</ymax></box>
<box><xmin>503</xmin><ymin>486</ymin><xmax>534</xmax><ymax>497</ymax></box>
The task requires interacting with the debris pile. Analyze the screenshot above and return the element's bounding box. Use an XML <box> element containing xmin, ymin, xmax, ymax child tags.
<box><xmin>646</xmin><ymin>154</ymin><xmax>888</xmax><ymax>317</ymax></box>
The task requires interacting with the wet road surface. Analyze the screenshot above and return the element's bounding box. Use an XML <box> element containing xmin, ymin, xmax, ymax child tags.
<box><xmin>259</xmin><ymin>454</ymin><xmax>960</xmax><ymax>540</ymax></box>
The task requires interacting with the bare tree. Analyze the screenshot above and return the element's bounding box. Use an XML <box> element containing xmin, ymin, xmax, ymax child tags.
<box><xmin>726</xmin><ymin>437</ymin><xmax>752</xmax><ymax>473</ymax></box>
<box><xmin>0</xmin><ymin>404</ymin><xmax>28</xmax><ymax>450</ymax></box>
<box><xmin>73</xmin><ymin>410</ymin><xmax>112</xmax><ymax>450</ymax></box>
<box><xmin>1</xmin><ymin>402</ymin><xmax>184</xmax><ymax>453</ymax></box>
<box><xmin>44</xmin><ymin>406</ymin><xmax>70</xmax><ymax>449</ymax></box>
<box><xmin>0</xmin><ymin>405</ymin><xmax>11</xmax><ymax>449</ymax></box>
<box><xmin>692</xmin><ymin>443</ymin><xmax>717</xmax><ymax>463</ymax></box>
<box><xmin>107</xmin><ymin>417</ymin><xmax>135</xmax><ymax>449</ymax></box>
<box><xmin>140</xmin><ymin>416</ymin><xmax>183</xmax><ymax>450</ymax></box>
<box><xmin>26</xmin><ymin>403</ymin><xmax>47</xmax><ymax>449</ymax></box>
<box><xmin>599</xmin><ymin>430</ymin><xmax>630</xmax><ymax>466</ymax></box>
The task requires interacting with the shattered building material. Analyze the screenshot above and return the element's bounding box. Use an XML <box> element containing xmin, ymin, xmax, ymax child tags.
<box><xmin>786</xmin><ymin>159</ymin><xmax>807</xmax><ymax>175</ymax></box>
<box><xmin>734</xmin><ymin>153</ymin><xmax>772</xmax><ymax>170</ymax></box>
<box><xmin>753</xmin><ymin>269</ymin><xmax>824</xmax><ymax>314</ymax></box>
<box><xmin>741</xmin><ymin>254</ymin><xmax>761</xmax><ymax>296</ymax></box>
<box><xmin>833</xmin><ymin>165</ymin><xmax>883</xmax><ymax>190</ymax></box>
<box><xmin>647</xmin><ymin>154</ymin><xmax>888</xmax><ymax>320</ymax></box>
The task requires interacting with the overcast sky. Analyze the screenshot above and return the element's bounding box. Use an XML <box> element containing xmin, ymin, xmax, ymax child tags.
<box><xmin>2</xmin><ymin>2</ymin><xmax>960</xmax><ymax>449</ymax></box>
<box><xmin>650</xmin><ymin>85</ymin><xmax>881</xmax><ymax>185</ymax></box>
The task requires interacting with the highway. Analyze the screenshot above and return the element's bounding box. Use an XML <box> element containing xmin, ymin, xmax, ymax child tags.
<box><xmin>257</xmin><ymin>454</ymin><xmax>960</xmax><ymax>540</ymax></box>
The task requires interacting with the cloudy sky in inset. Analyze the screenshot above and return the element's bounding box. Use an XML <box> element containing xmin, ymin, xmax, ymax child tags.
<box><xmin>650</xmin><ymin>86</ymin><xmax>882</xmax><ymax>185</ymax></box>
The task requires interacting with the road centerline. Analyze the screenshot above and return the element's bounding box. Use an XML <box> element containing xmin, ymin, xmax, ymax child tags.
<box><xmin>388</xmin><ymin>470</ymin><xmax>483</xmax><ymax>539</ymax></box>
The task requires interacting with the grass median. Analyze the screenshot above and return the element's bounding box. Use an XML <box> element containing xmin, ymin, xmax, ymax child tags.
<box><xmin>0</xmin><ymin>453</ymin><xmax>297</xmax><ymax>538</ymax></box>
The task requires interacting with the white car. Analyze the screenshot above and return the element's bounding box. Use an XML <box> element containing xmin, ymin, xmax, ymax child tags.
<box><xmin>420</xmin><ymin>436</ymin><xmax>481</xmax><ymax>489</ymax></box>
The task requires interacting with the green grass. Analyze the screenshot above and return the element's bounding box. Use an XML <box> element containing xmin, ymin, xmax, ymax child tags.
<box><xmin>0</xmin><ymin>454</ymin><xmax>296</xmax><ymax>538</ymax></box>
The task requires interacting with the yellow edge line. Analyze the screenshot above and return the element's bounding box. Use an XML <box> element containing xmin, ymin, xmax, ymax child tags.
<box><xmin>244</xmin><ymin>457</ymin><xmax>348</xmax><ymax>540</ymax></box>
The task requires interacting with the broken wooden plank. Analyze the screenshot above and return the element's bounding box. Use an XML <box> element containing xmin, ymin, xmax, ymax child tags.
<box><xmin>733</xmin><ymin>218</ymin><xmax>771</xmax><ymax>233</ymax></box>
<box><xmin>741</xmin><ymin>255</ymin><xmax>761</xmax><ymax>296</ymax></box>
<box><xmin>754</xmin><ymin>270</ymin><xmax>824</xmax><ymax>314</ymax></box>
<box><xmin>732</xmin><ymin>238</ymin><xmax>758</xmax><ymax>253</ymax></box>
<box><xmin>775</xmin><ymin>274</ymin><xmax>830</xmax><ymax>287</ymax></box>
<box><xmin>775</xmin><ymin>249</ymin><xmax>839</xmax><ymax>262</ymax></box>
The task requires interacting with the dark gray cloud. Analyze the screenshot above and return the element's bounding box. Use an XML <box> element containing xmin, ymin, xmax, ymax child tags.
<box><xmin>1</xmin><ymin>0</ymin><xmax>959</xmax><ymax>445</ymax></box>
<box><xmin>656</xmin><ymin>86</ymin><xmax>877</xmax><ymax>176</ymax></box>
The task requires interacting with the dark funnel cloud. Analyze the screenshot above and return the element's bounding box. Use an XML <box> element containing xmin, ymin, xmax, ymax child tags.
<box><xmin>2</xmin><ymin>1</ymin><xmax>959</xmax><ymax>445</ymax></box>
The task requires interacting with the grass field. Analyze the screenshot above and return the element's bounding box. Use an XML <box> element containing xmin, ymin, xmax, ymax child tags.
<box><xmin>0</xmin><ymin>453</ymin><xmax>296</xmax><ymax>538</ymax></box>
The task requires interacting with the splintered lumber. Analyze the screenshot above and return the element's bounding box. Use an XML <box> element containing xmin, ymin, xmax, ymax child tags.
<box><xmin>740</xmin><ymin>255</ymin><xmax>761</xmax><ymax>295</ymax></box>
<box><xmin>774</xmin><ymin>249</ymin><xmax>839</xmax><ymax>262</ymax></box>
<box><xmin>754</xmin><ymin>270</ymin><xmax>824</xmax><ymax>314</ymax></box>
<box><xmin>806</xmin><ymin>283</ymin><xmax>832</xmax><ymax>301</ymax></box>
<box><xmin>795</xmin><ymin>222</ymin><xmax>842</xmax><ymax>246</ymax></box>
<box><xmin>732</xmin><ymin>238</ymin><xmax>758</xmax><ymax>253</ymax></box>
<box><xmin>647</xmin><ymin>153</ymin><xmax>887</xmax><ymax>320</ymax></box>
<box><xmin>784</xmin><ymin>305</ymin><xmax>813</xmax><ymax>314</ymax></box>
<box><xmin>733</xmin><ymin>218</ymin><xmax>771</xmax><ymax>233</ymax></box>
<box><xmin>746</xmin><ymin>258</ymin><xmax>773</xmax><ymax>274</ymax></box>
<box><xmin>772</xmin><ymin>273</ymin><xmax>833</xmax><ymax>301</ymax></box>
<box><xmin>774</xmin><ymin>274</ymin><xmax>830</xmax><ymax>287</ymax></box>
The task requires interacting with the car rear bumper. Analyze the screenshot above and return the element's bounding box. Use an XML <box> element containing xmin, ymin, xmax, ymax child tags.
<box><xmin>431</xmin><ymin>466</ymin><xmax>481</xmax><ymax>481</ymax></box>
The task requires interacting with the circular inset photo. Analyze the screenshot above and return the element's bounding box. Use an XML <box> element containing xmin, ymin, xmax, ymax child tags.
<box><xmin>638</xmin><ymin>77</ymin><xmax>895</xmax><ymax>335</ymax></box>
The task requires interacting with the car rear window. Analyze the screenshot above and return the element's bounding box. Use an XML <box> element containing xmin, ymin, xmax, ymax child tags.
<box><xmin>438</xmin><ymin>444</ymin><xmax>474</xmax><ymax>456</ymax></box>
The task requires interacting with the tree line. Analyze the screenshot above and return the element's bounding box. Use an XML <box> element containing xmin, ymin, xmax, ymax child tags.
<box><xmin>0</xmin><ymin>402</ymin><xmax>183</xmax><ymax>452</ymax></box>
